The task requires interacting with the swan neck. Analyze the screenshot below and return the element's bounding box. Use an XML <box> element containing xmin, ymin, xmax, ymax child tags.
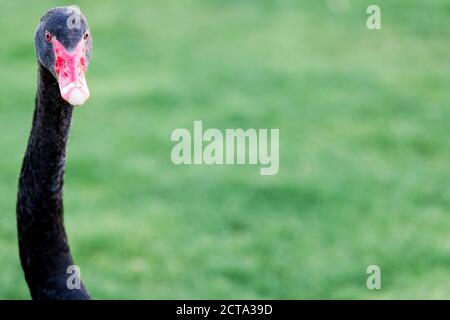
<box><xmin>16</xmin><ymin>62</ymin><xmax>90</xmax><ymax>299</ymax></box>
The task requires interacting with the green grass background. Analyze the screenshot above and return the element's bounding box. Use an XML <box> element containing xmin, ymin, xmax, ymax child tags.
<box><xmin>0</xmin><ymin>0</ymin><xmax>449</xmax><ymax>299</ymax></box>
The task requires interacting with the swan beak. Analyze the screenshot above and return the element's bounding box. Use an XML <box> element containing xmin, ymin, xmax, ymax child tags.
<box><xmin>53</xmin><ymin>39</ymin><xmax>90</xmax><ymax>106</ymax></box>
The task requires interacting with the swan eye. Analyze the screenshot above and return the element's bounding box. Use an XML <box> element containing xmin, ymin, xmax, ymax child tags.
<box><xmin>45</xmin><ymin>31</ymin><xmax>52</xmax><ymax>42</ymax></box>
<box><xmin>83</xmin><ymin>32</ymin><xmax>89</xmax><ymax>40</ymax></box>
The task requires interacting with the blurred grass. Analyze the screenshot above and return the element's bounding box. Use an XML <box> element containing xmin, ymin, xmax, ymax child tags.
<box><xmin>0</xmin><ymin>0</ymin><xmax>449</xmax><ymax>299</ymax></box>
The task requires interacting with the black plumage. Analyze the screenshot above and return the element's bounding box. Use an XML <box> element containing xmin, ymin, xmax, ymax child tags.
<box><xmin>16</xmin><ymin>6</ymin><xmax>92</xmax><ymax>300</ymax></box>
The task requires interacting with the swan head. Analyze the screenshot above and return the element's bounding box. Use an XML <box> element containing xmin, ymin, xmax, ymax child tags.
<box><xmin>35</xmin><ymin>6</ymin><xmax>92</xmax><ymax>106</ymax></box>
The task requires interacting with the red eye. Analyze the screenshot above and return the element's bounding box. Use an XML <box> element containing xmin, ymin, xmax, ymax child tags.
<box><xmin>83</xmin><ymin>33</ymin><xmax>89</xmax><ymax>40</ymax></box>
<box><xmin>45</xmin><ymin>31</ymin><xmax>52</xmax><ymax>42</ymax></box>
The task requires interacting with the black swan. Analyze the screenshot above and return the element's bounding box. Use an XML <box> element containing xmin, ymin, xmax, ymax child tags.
<box><xmin>16</xmin><ymin>6</ymin><xmax>92</xmax><ymax>300</ymax></box>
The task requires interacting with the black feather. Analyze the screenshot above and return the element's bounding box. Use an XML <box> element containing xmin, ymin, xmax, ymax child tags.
<box><xmin>16</xmin><ymin>6</ymin><xmax>91</xmax><ymax>300</ymax></box>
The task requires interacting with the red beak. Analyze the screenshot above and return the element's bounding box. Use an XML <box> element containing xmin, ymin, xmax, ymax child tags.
<box><xmin>53</xmin><ymin>39</ymin><xmax>90</xmax><ymax>106</ymax></box>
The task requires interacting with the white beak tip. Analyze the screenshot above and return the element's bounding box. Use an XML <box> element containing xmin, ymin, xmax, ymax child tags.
<box><xmin>60</xmin><ymin>84</ymin><xmax>90</xmax><ymax>106</ymax></box>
